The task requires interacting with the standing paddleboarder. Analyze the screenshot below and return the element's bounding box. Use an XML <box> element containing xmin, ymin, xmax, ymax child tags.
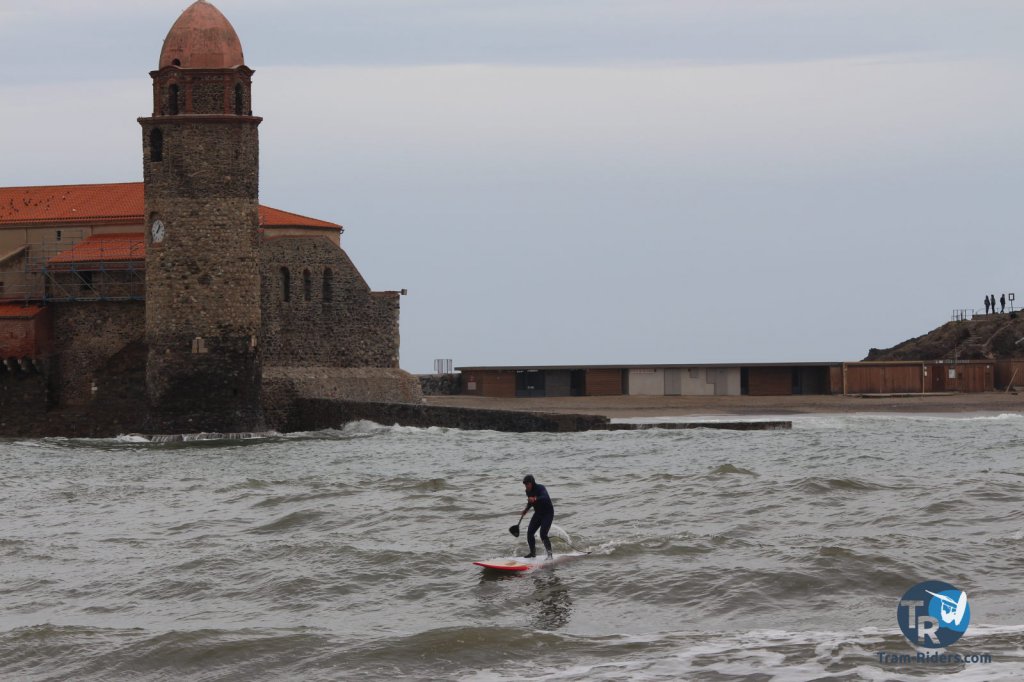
<box><xmin>521</xmin><ymin>474</ymin><xmax>554</xmax><ymax>559</ymax></box>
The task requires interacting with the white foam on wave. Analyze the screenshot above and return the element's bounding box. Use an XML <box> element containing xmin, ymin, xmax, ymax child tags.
<box><xmin>37</xmin><ymin>434</ymin><xmax>140</xmax><ymax>445</ymax></box>
<box><xmin>611</xmin><ymin>415</ymin><xmax>794</xmax><ymax>425</ymax></box>
<box><xmin>465</xmin><ymin>625</ymin><xmax>1024</xmax><ymax>681</ymax></box>
<box><xmin>787</xmin><ymin>414</ymin><xmax>853</xmax><ymax>430</ymax></box>
<box><xmin>341</xmin><ymin>419</ymin><xmax>391</xmax><ymax>436</ymax></box>
<box><xmin>545</xmin><ymin>524</ymin><xmax>593</xmax><ymax>553</ymax></box>
<box><xmin>583</xmin><ymin>535</ymin><xmax>688</xmax><ymax>557</ymax></box>
<box><xmin>653</xmin><ymin>411</ymin><xmax>1024</xmax><ymax>431</ymax></box>
<box><xmin>474</xmin><ymin>550</ymin><xmax>589</xmax><ymax>571</ymax></box>
<box><xmin>337</xmin><ymin>420</ymin><xmax>461</xmax><ymax>437</ymax></box>
<box><xmin>965</xmin><ymin>622</ymin><xmax>1024</xmax><ymax>635</ymax></box>
<box><xmin>278</xmin><ymin>421</ymin><xmax>467</xmax><ymax>440</ymax></box>
<box><xmin>280</xmin><ymin>421</ymin><xmax>392</xmax><ymax>439</ymax></box>
<box><xmin>573</xmin><ymin>428</ymin><xmax>650</xmax><ymax>440</ymax></box>
<box><xmin>389</xmin><ymin>423</ymin><xmax>458</xmax><ymax>436</ymax></box>
<box><xmin>963</xmin><ymin>412</ymin><xmax>1024</xmax><ymax>421</ymax></box>
<box><xmin>115</xmin><ymin>434</ymin><xmax>151</xmax><ymax>443</ymax></box>
<box><xmin>846</xmin><ymin>411</ymin><xmax>1024</xmax><ymax>423</ymax></box>
<box><xmin>74</xmin><ymin>431</ymin><xmax>284</xmax><ymax>445</ymax></box>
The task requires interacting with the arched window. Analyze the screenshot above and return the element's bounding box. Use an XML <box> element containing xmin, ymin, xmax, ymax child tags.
<box><xmin>322</xmin><ymin>269</ymin><xmax>334</xmax><ymax>303</ymax></box>
<box><xmin>280</xmin><ymin>267</ymin><xmax>291</xmax><ymax>302</ymax></box>
<box><xmin>169</xmin><ymin>84</ymin><xmax>180</xmax><ymax>115</ymax></box>
<box><xmin>234</xmin><ymin>83</ymin><xmax>244</xmax><ymax>115</ymax></box>
<box><xmin>303</xmin><ymin>269</ymin><xmax>312</xmax><ymax>301</ymax></box>
<box><xmin>172</xmin><ymin>59</ymin><xmax>181</xmax><ymax>67</ymax></box>
<box><xmin>150</xmin><ymin>129</ymin><xmax>163</xmax><ymax>162</ymax></box>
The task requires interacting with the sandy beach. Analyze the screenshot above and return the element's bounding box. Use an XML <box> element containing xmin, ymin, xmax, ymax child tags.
<box><xmin>424</xmin><ymin>392</ymin><xmax>1024</xmax><ymax>418</ymax></box>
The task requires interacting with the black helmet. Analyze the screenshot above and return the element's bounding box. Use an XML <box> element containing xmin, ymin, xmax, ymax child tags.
<box><xmin>522</xmin><ymin>474</ymin><xmax>535</xmax><ymax>485</ymax></box>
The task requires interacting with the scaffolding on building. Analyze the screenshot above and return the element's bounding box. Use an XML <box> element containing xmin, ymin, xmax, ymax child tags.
<box><xmin>1</xmin><ymin>230</ymin><xmax>145</xmax><ymax>304</ymax></box>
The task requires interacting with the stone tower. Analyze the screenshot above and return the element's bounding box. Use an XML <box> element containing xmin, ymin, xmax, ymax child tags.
<box><xmin>138</xmin><ymin>1</ymin><xmax>264</xmax><ymax>432</ymax></box>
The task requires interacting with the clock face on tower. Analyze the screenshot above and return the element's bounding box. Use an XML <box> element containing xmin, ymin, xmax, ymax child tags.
<box><xmin>151</xmin><ymin>219</ymin><xmax>166</xmax><ymax>243</ymax></box>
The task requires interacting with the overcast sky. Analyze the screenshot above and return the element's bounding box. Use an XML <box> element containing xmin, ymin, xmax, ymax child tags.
<box><xmin>2</xmin><ymin>1</ymin><xmax>1022</xmax><ymax>372</ymax></box>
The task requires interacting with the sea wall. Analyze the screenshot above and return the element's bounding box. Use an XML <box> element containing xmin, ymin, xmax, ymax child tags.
<box><xmin>263</xmin><ymin>366</ymin><xmax>421</xmax><ymax>400</ymax></box>
<box><xmin>285</xmin><ymin>399</ymin><xmax>611</xmax><ymax>433</ymax></box>
<box><xmin>282</xmin><ymin>400</ymin><xmax>792</xmax><ymax>433</ymax></box>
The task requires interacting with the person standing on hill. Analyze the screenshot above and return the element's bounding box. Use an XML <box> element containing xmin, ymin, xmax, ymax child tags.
<box><xmin>521</xmin><ymin>474</ymin><xmax>554</xmax><ymax>559</ymax></box>
<box><xmin>985</xmin><ymin>295</ymin><xmax>991</xmax><ymax>314</ymax></box>
<box><xmin>1001</xmin><ymin>294</ymin><xmax>1007</xmax><ymax>313</ymax></box>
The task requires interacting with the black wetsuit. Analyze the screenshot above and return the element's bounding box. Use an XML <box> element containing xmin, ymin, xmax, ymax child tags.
<box><xmin>525</xmin><ymin>482</ymin><xmax>555</xmax><ymax>555</ymax></box>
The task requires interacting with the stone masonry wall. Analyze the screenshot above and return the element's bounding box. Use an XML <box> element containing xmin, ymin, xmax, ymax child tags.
<box><xmin>262</xmin><ymin>367</ymin><xmax>423</xmax><ymax>431</ymax></box>
<box><xmin>0</xmin><ymin>362</ymin><xmax>50</xmax><ymax>434</ymax></box>
<box><xmin>260</xmin><ymin>236</ymin><xmax>400</xmax><ymax>368</ymax></box>
<box><xmin>153</xmin><ymin>69</ymin><xmax>253</xmax><ymax>117</ymax></box>
<box><xmin>419</xmin><ymin>373</ymin><xmax>462</xmax><ymax>395</ymax></box>
<box><xmin>142</xmin><ymin>120</ymin><xmax>260</xmax><ymax>199</ymax></box>
<box><xmin>141</xmin><ymin>112</ymin><xmax>264</xmax><ymax>431</ymax></box>
<box><xmin>144</xmin><ymin>198</ymin><xmax>261</xmax><ymax>339</ymax></box>
<box><xmin>51</xmin><ymin>301</ymin><xmax>144</xmax><ymax>407</ymax></box>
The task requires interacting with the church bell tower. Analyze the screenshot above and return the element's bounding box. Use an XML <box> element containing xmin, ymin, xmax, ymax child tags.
<box><xmin>139</xmin><ymin>0</ymin><xmax>264</xmax><ymax>431</ymax></box>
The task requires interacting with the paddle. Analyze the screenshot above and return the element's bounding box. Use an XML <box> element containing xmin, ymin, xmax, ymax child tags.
<box><xmin>509</xmin><ymin>511</ymin><xmax>526</xmax><ymax>537</ymax></box>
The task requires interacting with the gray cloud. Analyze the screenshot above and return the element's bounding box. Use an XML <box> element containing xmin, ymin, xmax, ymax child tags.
<box><xmin>4</xmin><ymin>1</ymin><xmax>1022</xmax><ymax>84</ymax></box>
<box><xmin>2</xmin><ymin>1</ymin><xmax>1022</xmax><ymax>370</ymax></box>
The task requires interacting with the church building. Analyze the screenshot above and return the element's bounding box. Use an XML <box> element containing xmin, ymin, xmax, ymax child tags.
<box><xmin>0</xmin><ymin>1</ymin><xmax>419</xmax><ymax>436</ymax></box>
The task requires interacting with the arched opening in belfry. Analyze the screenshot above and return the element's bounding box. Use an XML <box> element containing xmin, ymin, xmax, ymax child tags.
<box><xmin>303</xmin><ymin>269</ymin><xmax>312</xmax><ymax>301</ymax></box>
<box><xmin>323</xmin><ymin>269</ymin><xmax>334</xmax><ymax>303</ymax></box>
<box><xmin>150</xmin><ymin>129</ymin><xmax>164</xmax><ymax>162</ymax></box>
<box><xmin>281</xmin><ymin>267</ymin><xmax>291</xmax><ymax>302</ymax></box>
<box><xmin>169</xmin><ymin>84</ymin><xmax>180</xmax><ymax>115</ymax></box>
<box><xmin>235</xmin><ymin>83</ymin><xmax>244</xmax><ymax>115</ymax></box>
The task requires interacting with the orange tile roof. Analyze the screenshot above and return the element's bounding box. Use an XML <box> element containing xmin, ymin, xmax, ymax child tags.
<box><xmin>0</xmin><ymin>182</ymin><xmax>341</xmax><ymax>229</ymax></box>
<box><xmin>0</xmin><ymin>183</ymin><xmax>143</xmax><ymax>226</ymax></box>
<box><xmin>259</xmin><ymin>205</ymin><xmax>340</xmax><ymax>229</ymax></box>
<box><xmin>48</xmin><ymin>233</ymin><xmax>145</xmax><ymax>267</ymax></box>
<box><xmin>0</xmin><ymin>304</ymin><xmax>45</xmax><ymax>319</ymax></box>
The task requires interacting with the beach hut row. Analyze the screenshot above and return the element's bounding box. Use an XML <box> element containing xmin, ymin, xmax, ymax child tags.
<box><xmin>455</xmin><ymin>360</ymin><xmax>1021</xmax><ymax>398</ymax></box>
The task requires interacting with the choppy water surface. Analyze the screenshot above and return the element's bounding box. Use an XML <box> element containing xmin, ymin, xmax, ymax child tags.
<box><xmin>3</xmin><ymin>413</ymin><xmax>1024</xmax><ymax>680</ymax></box>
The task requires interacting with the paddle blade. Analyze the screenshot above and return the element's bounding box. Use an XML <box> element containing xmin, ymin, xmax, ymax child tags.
<box><xmin>509</xmin><ymin>524</ymin><xmax>520</xmax><ymax>537</ymax></box>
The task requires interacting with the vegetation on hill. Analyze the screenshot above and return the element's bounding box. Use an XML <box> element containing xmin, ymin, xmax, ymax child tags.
<box><xmin>865</xmin><ymin>314</ymin><xmax>1024</xmax><ymax>361</ymax></box>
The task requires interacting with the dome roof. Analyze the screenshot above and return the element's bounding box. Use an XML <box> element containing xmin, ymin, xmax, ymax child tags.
<box><xmin>159</xmin><ymin>1</ymin><xmax>245</xmax><ymax>69</ymax></box>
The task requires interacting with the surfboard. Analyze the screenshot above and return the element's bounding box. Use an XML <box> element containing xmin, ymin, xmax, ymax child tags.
<box><xmin>473</xmin><ymin>558</ymin><xmax>534</xmax><ymax>572</ymax></box>
<box><xmin>473</xmin><ymin>552</ymin><xmax>586</xmax><ymax>572</ymax></box>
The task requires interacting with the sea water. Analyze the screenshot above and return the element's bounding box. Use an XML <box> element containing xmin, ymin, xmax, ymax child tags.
<box><xmin>2</xmin><ymin>413</ymin><xmax>1023</xmax><ymax>680</ymax></box>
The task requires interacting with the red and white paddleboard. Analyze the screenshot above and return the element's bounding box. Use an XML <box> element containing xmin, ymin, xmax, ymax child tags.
<box><xmin>473</xmin><ymin>558</ymin><xmax>534</xmax><ymax>572</ymax></box>
<box><xmin>473</xmin><ymin>552</ymin><xmax>587</xmax><ymax>572</ymax></box>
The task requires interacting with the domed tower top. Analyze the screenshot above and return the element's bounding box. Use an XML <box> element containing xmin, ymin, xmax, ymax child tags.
<box><xmin>159</xmin><ymin>0</ymin><xmax>245</xmax><ymax>69</ymax></box>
